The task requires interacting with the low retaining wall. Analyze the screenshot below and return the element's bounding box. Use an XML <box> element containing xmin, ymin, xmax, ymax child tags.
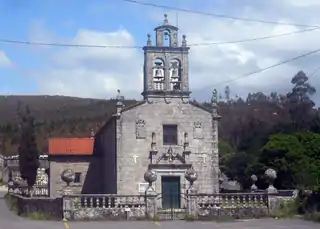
<box><xmin>197</xmin><ymin>207</ymin><xmax>269</xmax><ymax>220</ymax></box>
<box><xmin>6</xmin><ymin>192</ymin><xmax>296</xmax><ymax>221</ymax></box>
<box><xmin>10</xmin><ymin>194</ymin><xmax>62</xmax><ymax>220</ymax></box>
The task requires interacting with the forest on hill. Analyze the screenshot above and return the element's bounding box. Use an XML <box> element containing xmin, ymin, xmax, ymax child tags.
<box><xmin>0</xmin><ymin>70</ymin><xmax>319</xmax><ymax>192</ymax></box>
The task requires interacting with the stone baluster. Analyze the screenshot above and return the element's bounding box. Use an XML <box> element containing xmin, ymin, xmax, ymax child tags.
<box><xmin>90</xmin><ymin>197</ymin><xmax>93</xmax><ymax>208</ymax></box>
<box><xmin>102</xmin><ymin>197</ymin><xmax>106</xmax><ymax>208</ymax></box>
<box><xmin>254</xmin><ymin>195</ymin><xmax>258</xmax><ymax>207</ymax></box>
<box><xmin>83</xmin><ymin>197</ymin><xmax>87</xmax><ymax>208</ymax></box>
<box><xmin>231</xmin><ymin>195</ymin><xmax>235</xmax><ymax>207</ymax></box>
<box><xmin>242</xmin><ymin>195</ymin><xmax>246</xmax><ymax>208</ymax></box>
<box><xmin>236</xmin><ymin>195</ymin><xmax>240</xmax><ymax>207</ymax></box>
<box><xmin>108</xmin><ymin>197</ymin><xmax>112</xmax><ymax>208</ymax></box>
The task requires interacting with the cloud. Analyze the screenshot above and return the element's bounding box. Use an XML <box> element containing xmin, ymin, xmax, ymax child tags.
<box><xmin>33</xmin><ymin>28</ymin><xmax>143</xmax><ymax>99</ymax></box>
<box><xmin>0</xmin><ymin>50</ymin><xmax>12</xmax><ymax>68</ymax></box>
<box><xmin>30</xmin><ymin>1</ymin><xmax>320</xmax><ymax>103</ymax></box>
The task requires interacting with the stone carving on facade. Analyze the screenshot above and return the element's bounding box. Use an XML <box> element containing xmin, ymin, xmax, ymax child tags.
<box><xmin>155</xmin><ymin>147</ymin><xmax>185</xmax><ymax>164</ymax></box>
<box><xmin>193</xmin><ymin>121</ymin><xmax>204</xmax><ymax>139</ymax></box>
<box><xmin>135</xmin><ymin>119</ymin><xmax>146</xmax><ymax>139</ymax></box>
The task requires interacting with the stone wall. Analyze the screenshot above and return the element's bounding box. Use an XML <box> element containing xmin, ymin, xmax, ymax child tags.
<box><xmin>117</xmin><ymin>98</ymin><xmax>219</xmax><ymax>195</ymax></box>
<box><xmin>10</xmin><ymin>194</ymin><xmax>62</xmax><ymax>220</ymax></box>
<box><xmin>49</xmin><ymin>156</ymin><xmax>102</xmax><ymax>197</ymax></box>
<box><xmin>7</xmin><ymin>192</ymin><xmax>297</xmax><ymax>221</ymax></box>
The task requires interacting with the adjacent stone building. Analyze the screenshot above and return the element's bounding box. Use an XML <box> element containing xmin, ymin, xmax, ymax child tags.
<box><xmin>48</xmin><ymin>15</ymin><xmax>221</xmax><ymax>207</ymax></box>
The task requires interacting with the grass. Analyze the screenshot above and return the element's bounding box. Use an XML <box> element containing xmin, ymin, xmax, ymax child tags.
<box><xmin>304</xmin><ymin>212</ymin><xmax>320</xmax><ymax>222</ymax></box>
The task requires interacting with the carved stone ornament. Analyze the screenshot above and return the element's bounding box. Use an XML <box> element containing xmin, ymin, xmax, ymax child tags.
<box><xmin>61</xmin><ymin>169</ymin><xmax>75</xmax><ymax>186</ymax></box>
<box><xmin>144</xmin><ymin>169</ymin><xmax>157</xmax><ymax>186</ymax></box>
<box><xmin>193</xmin><ymin>121</ymin><xmax>204</xmax><ymax>139</ymax></box>
<box><xmin>135</xmin><ymin>119</ymin><xmax>146</xmax><ymax>139</ymax></box>
<box><xmin>185</xmin><ymin>167</ymin><xmax>198</xmax><ymax>185</ymax></box>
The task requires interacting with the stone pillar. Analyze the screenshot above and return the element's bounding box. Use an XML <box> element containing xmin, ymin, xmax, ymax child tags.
<box><xmin>264</xmin><ymin>168</ymin><xmax>278</xmax><ymax>214</ymax></box>
<box><xmin>185</xmin><ymin>167</ymin><xmax>198</xmax><ymax>218</ymax></box>
<box><xmin>60</xmin><ymin>169</ymin><xmax>75</xmax><ymax>221</ymax></box>
<box><xmin>143</xmin><ymin>169</ymin><xmax>158</xmax><ymax>219</ymax></box>
<box><xmin>211</xmin><ymin>89</ymin><xmax>222</xmax><ymax>193</ymax></box>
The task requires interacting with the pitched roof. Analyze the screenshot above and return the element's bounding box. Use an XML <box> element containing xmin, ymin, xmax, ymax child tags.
<box><xmin>48</xmin><ymin>138</ymin><xmax>94</xmax><ymax>156</ymax></box>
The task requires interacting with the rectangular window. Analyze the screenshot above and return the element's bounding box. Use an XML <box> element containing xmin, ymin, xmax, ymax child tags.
<box><xmin>74</xmin><ymin>172</ymin><xmax>82</xmax><ymax>183</ymax></box>
<box><xmin>163</xmin><ymin>124</ymin><xmax>178</xmax><ymax>145</ymax></box>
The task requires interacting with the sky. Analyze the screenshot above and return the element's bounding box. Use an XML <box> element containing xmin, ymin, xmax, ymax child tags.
<box><xmin>0</xmin><ymin>0</ymin><xmax>320</xmax><ymax>103</ymax></box>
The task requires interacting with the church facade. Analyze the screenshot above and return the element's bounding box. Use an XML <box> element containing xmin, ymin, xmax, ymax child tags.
<box><xmin>48</xmin><ymin>15</ymin><xmax>221</xmax><ymax>202</ymax></box>
<box><xmin>100</xmin><ymin>14</ymin><xmax>221</xmax><ymax>196</ymax></box>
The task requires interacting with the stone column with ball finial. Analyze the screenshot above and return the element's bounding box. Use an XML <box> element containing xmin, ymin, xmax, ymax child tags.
<box><xmin>250</xmin><ymin>174</ymin><xmax>258</xmax><ymax>192</ymax></box>
<box><xmin>265</xmin><ymin>168</ymin><xmax>277</xmax><ymax>194</ymax></box>
<box><xmin>185</xmin><ymin>167</ymin><xmax>198</xmax><ymax>218</ymax></box>
<box><xmin>61</xmin><ymin>169</ymin><xmax>75</xmax><ymax>221</ymax></box>
<box><xmin>143</xmin><ymin>169</ymin><xmax>158</xmax><ymax>219</ymax></box>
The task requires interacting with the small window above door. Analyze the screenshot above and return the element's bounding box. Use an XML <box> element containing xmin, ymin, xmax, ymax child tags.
<box><xmin>163</xmin><ymin>124</ymin><xmax>178</xmax><ymax>145</ymax></box>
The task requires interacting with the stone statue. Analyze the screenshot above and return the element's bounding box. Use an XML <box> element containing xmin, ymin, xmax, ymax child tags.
<box><xmin>211</xmin><ymin>89</ymin><xmax>218</xmax><ymax>103</ymax></box>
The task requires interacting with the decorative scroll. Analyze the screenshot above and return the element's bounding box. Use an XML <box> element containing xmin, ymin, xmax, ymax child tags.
<box><xmin>136</xmin><ymin>119</ymin><xmax>146</xmax><ymax>139</ymax></box>
<box><xmin>193</xmin><ymin>121</ymin><xmax>204</xmax><ymax>139</ymax></box>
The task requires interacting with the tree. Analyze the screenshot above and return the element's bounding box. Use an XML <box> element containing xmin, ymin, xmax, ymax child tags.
<box><xmin>286</xmin><ymin>71</ymin><xmax>316</xmax><ymax>131</ymax></box>
<box><xmin>259</xmin><ymin>132</ymin><xmax>320</xmax><ymax>190</ymax></box>
<box><xmin>18</xmin><ymin>104</ymin><xmax>39</xmax><ymax>192</ymax></box>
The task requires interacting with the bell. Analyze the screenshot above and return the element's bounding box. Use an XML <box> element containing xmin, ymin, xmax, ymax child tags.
<box><xmin>155</xmin><ymin>69</ymin><xmax>162</xmax><ymax>78</ymax></box>
<box><xmin>171</xmin><ymin>69</ymin><xmax>179</xmax><ymax>79</ymax></box>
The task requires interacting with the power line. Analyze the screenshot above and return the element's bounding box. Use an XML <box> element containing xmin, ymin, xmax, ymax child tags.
<box><xmin>207</xmin><ymin>48</ymin><xmax>320</xmax><ymax>88</ymax></box>
<box><xmin>0</xmin><ymin>27</ymin><xmax>318</xmax><ymax>49</ymax></box>
<box><xmin>308</xmin><ymin>66</ymin><xmax>320</xmax><ymax>79</ymax></box>
<box><xmin>122</xmin><ymin>0</ymin><xmax>320</xmax><ymax>28</ymax></box>
<box><xmin>190</xmin><ymin>27</ymin><xmax>320</xmax><ymax>46</ymax></box>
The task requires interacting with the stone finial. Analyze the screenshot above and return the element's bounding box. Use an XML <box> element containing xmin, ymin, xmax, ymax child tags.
<box><xmin>164</xmin><ymin>13</ymin><xmax>168</xmax><ymax>24</ymax></box>
<box><xmin>185</xmin><ymin>167</ymin><xmax>198</xmax><ymax>193</ymax></box>
<box><xmin>182</xmin><ymin>34</ymin><xmax>187</xmax><ymax>47</ymax></box>
<box><xmin>250</xmin><ymin>174</ymin><xmax>258</xmax><ymax>191</ymax></box>
<box><xmin>265</xmin><ymin>168</ymin><xmax>278</xmax><ymax>193</ymax></box>
<box><xmin>116</xmin><ymin>89</ymin><xmax>124</xmax><ymax>116</ymax></box>
<box><xmin>147</xmin><ymin>33</ymin><xmax>152</xmax><ymax>46</ymax></box>
<box><xmin>144</xmin><ymin>169</ymin><xmax>157</xmax><ymax>193</ymax></box>
<box><xmin>61</xmin><ymin>169</ymin><xmax>75</xmax><ymax>186</ymax></box>
<box><xmin>211</xmin><ymin>89</ymin><xmax>218</xmax><ymax>104</ymax></box>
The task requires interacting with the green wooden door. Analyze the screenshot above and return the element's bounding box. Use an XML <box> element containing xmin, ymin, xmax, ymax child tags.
<box><xmin>161</xmin><ymin>176</ymin><xmax>181</xmax><ymax>209</ymax></box>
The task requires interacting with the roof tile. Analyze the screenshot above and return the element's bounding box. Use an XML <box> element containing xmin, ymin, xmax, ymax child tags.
<box><xmin>48</xmin><ymin>138</ymin><xmax>94</xmax><ymax>156</ymax></box>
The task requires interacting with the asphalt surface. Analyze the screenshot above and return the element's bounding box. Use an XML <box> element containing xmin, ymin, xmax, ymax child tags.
<box><xmin>0</xmin><ymin>190</ymin><xmax>318</xmax><ymax>229</ymax></box>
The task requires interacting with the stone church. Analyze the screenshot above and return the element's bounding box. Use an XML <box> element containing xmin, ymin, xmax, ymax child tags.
<box><xmin>48</xmin><ymin>15</ymin><xmax>221</xmax><ymax>204</ymax></box>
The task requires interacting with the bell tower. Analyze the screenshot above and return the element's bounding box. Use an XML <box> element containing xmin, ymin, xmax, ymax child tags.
<box><xmin>142</xmin><ymin>14</ymin><xmax>190</xmax><ymax>101</ymax></box>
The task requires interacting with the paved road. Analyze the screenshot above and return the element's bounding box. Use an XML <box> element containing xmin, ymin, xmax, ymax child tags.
<box><xmin>0</xmin><ymin>191</ymin><xmax>318</xmax><ymax>229</ymax></box>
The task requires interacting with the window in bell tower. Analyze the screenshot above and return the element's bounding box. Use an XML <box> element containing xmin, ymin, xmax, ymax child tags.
<box><xmin>163</xmin><ymin>29</ymin><xmax>171</xmax><ymax>46</ymax></box>
<box><xmin>153</xmin><ymin>58</ymin><xmax>165</xmax><ymax>90</ymax></box>
<box><xmin>169</xmin><ymin>59</ymin><xmax>181</xmax><ymax>91</ymax></box>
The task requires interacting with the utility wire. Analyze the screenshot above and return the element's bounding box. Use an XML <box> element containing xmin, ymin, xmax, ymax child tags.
<box><xmin>206</xmin><ymin>48</ymin><xmax>320</xmax><ymax>88</ymax></box>
<box><xmin>191</xmin><ymin>27</ymin><xmax>320</xmax><ymax>46</ymax></box>
<box><xmin>307</xmin><ymin>66</ymin><xmax>320</xmax><ymax>79</ymax></box>
<box><xmin>0</xmin><ymin>27</ymin><xmax>318</xmax><ymax>49</ymax></box>
<box><xmin>122</xmin><ymin>0</ymin><xmax>320</xmax><ymax>28</ymax></box>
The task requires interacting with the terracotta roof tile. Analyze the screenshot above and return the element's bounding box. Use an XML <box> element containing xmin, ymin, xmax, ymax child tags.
<box><xmin>48</xmin><ymin>138</ymin><xmax>94</xmax><ymax>156</ymax></box>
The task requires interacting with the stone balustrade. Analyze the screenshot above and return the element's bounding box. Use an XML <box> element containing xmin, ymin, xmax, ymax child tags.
<box><xmin>63</xmin><ymin>194</ymin><xmax>149</xmax><ymax>220</ymax></box>
<box><xmin>193</xmin><ymin>193</ymin><xmax>268</xmax><ymax>208</ymax></box>
<box><xmin>8</xmin><ymin>185</ymin><xmax>49</xmax><ymax>197</ymax></box>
